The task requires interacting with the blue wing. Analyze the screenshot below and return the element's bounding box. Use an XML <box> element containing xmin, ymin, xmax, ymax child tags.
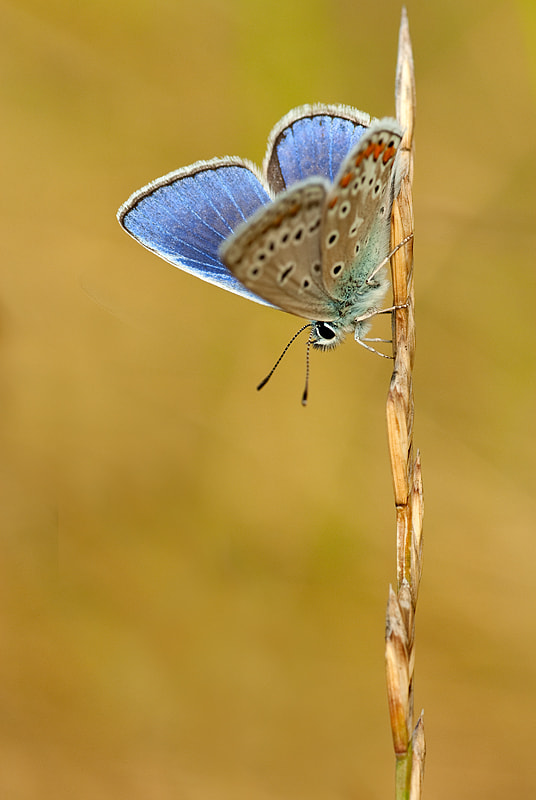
<box><xmin>264</xmin><ymin>104</ymin><xmax>372</xmax><ymax>193</ymax></box>
<box><xmin>117</xmin><ymin>157</ymin><xmax>277</xmax><ymax>307</ymax></box>
<box><xmin>117</xmin><ymin>106</ymin><xmax>374</xmax><ymax>309</ymax></box>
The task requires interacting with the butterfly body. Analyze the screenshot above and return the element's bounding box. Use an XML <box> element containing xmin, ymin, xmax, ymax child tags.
<box><xmin>118</xmin><ymin>105</ymin><xmax>403</xmax><ymax>352</ymax></box>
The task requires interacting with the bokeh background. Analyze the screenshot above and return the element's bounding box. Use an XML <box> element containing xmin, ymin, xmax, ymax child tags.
<box><xmin>2</xmin><ymin>0</ymin><xmax>536</xmax><ymax>797</ymax></box>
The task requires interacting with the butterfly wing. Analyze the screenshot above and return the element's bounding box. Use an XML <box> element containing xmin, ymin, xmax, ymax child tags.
<box><xmin>117</xmin><ymin>157</ymin><xmax>278</xmax><ymax>307</ymax></box>
<box><xmin>320</xmin><ymin>118</ymin><xmax>403</xmax><ymax>297</ymax></box>
<box><xmin>220</xmin><ymin>178</ymin><xmax>338</xmax><ymax>321</ymax></box>
<box><xmin>264</xmin><ymin>104</ymin><xmax>372</xmax><ymax>193</ymax></box>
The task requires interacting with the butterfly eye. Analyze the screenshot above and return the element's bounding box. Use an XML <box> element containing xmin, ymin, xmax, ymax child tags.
<box><xmin>316</xmin><ymin>322</ymin><xmax>336</xmax><ymax>340</ymax></box>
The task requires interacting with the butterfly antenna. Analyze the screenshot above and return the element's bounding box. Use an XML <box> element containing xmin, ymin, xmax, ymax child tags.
<box><xmin>257</xmin><ymin>323</ymin><xmax>312</xmax><ymax>392</ymax></box>
<box><xmin>301</xmin><ymin>331</ymin><xmax>313</xmax><ymax>407</ymax></box>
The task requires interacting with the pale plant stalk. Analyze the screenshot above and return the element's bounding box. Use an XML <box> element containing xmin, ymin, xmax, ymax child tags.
<box><xmin>384</xmin><ymin>10</ymin><xmax>425</xmax><ymax>799</ymax></box>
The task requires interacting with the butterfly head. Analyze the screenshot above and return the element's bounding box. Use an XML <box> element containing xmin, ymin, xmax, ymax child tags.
<box><xmin>310</xmin><ymin>306</ymin><xmax>378</xmax><ymax>350</ymax></box>
<box><xmin>310</xmin><ymin>320</ymin><xmax>346</xmax><ymax>350</ymax></box>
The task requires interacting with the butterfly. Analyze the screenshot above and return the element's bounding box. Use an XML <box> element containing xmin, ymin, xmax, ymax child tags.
<box><xmin>117</xmin><ymin>104</ymin><xmax>407</xmax><ymax>398</ymax></box>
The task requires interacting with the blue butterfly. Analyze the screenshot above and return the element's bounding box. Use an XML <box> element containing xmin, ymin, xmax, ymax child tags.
<box><xmin>117</xmin><ymin>105</ymin><xmax>406</xmax><ymax>398</ymax></box>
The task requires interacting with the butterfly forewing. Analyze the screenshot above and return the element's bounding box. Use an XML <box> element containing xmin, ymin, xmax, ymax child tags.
<box><xmin>117</xmin><ymin>158</ymin><xmax>277</xmax><ymax>307</ymax></box>
<box><xmin>320</xmin><ymin>119</ymin><xmax>403</xmax><ymax>297</ymax></box>
<box><xmin>220</xmin><ymin>179</ymin><xmax>338</xmax><ymax>321</ymax></box>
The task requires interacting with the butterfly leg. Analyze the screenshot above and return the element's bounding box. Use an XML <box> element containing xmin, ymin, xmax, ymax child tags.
<box><xmin>353</xmin><ymin>302</ymin><xmax>408</xmax><ymax>326</ymax></box>
<box><xmin>354</xmin><ymin>334</ymin><xmax>393</xmax><ymax>359</ymax></box>
<box><xmin>352</xmin><ymin>299</ymin><xmax>410</xmax><ymax>357</ymax></box>
<box><xmin>353</xmin><ymin>304</ymin><xmax>409</xmax><ymax>358</ymax></box>
<box><xmin>365</xmin><ymin>233</ymin><xmax>414</xmax><ymax>286</ymax></box>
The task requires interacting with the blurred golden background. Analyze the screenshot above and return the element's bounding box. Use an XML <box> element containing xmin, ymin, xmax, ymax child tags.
<box><xmin>2</xmin><ymin>0</ymin><xmax>535</xmax><ymax>797</ymax></box>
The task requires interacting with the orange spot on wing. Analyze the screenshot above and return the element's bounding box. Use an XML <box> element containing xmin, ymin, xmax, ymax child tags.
<box><xmin>355</xmin><ymin>142</ymin><xmax>376</xmax><ymax>167</ymax></box>
<box><xmin>382</xmin><ymin>145</ymin><xmax>396</xmax><ymax>164</ymax></box>
<box><xmin>328</xmin><ymin>196</ymin><xmax>338</xmax><ymax>209</ymax></box>
<box><xmin>339</xmin><ymin>173</ymin><xmax>352</xmax><ymax>188</ymax></box>
<box><xmin>373</xmin><ymin>141</ymin><xmax>386</xmax><ymax>160</ymax></box>
<box><xmin>269</xmin><ymin>201</ymin><xmax>302</xmax><ymax>230</ymax></box>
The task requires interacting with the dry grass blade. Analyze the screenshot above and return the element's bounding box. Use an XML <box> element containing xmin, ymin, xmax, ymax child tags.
<box><xmin>385</xmin><ymin>586</ymin><xmax>410</xmax><ymax>754</ymax></box>
<box><xmin>384</xmin><ymin>9</ymin><xmax>425</xmax><ymax>800</ymax></box>
<box><xmin>410</xmin><ymin>713</ymin><xmax>426</xmax><ymax>798</ymax></box>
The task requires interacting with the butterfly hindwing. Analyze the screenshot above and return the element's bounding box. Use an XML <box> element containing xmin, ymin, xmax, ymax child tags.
<box><xmin>220</xmin><ymin>178</ymin><xmax>338</xmax><ymax>321</ymax></box>
<box><xmin>117</xmin><ymin>157</ymin><xmax>277</xmax><ymax>307</ymax></box>
<box><xmin>320</xmin><ymin>118</ymin><xmax>403</xmax><ymax>297</ymax></box>
<box><xmin>264</xmin><ymin>104</ymin><xmax>372</xmax><ymax>193</ymax></box>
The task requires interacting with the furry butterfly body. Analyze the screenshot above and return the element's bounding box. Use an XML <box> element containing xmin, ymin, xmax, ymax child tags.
<box><xmin>118</xmin><ymin>105</ymin><xmax>403</xmax><ymax>351</ymax></box>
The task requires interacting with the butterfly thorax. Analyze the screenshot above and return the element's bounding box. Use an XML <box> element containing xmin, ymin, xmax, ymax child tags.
<box><xmin>310</xmin><ymin>264</ymin><xmax>389</xmax><ymax>349</ymax></box>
